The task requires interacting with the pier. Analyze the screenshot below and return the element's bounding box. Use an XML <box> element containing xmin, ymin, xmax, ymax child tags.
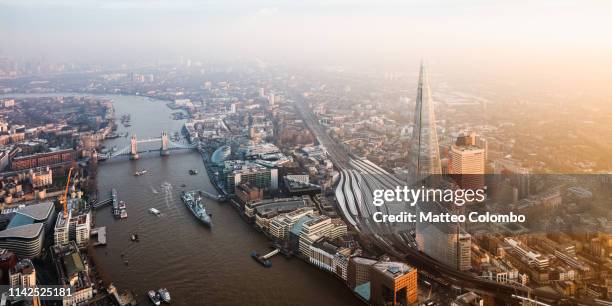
<box><xmin>198</xmin><ymin>190</ymin><xmax>228</xmax><ymax>202</ymax></box>
<box><xmin>107</xmin><ymin>284</ymin><xmax>137</xmax><ymax>306</ymax></box>
<box><xmin>91</xmin><ymin>188</ymin><xmax>117</xmax><ymax>209</ymax></box>
<box><xmin>251</xmin><ymin>249</ymin><xmax>280</xmax><ymax>268</ymax></box>
<box><xmin>262</xmin><ymin>249</ymin><xmax>280</xmax><ymax>260</ymax></box>
<box><xmin>91</xmin><ymin>227</ymin><xmax>107</xmax><ymax>246</ymax></box>
<box><xmin>91</xmin><ymin>189</ymin><xmax>125</xmax><ymax>219</ymax></box>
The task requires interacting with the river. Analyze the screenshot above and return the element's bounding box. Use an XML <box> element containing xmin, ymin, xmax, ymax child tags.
<box><xmin>1</xmin><ymin>94</ymin><xmax>360</xmax><ymax>306</ymax></box>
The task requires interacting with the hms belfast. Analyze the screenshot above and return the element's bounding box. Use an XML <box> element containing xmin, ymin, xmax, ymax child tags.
<box><xmin>181</xmin><ymin>191</ymin><xmax>212</xmax><ymax>227</ymax></box>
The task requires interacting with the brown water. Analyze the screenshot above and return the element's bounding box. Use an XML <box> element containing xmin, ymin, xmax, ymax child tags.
<box><xmin>92</xmin><ymin>95</ymin><xmax>361</xmax><ymax>306</ymax></box>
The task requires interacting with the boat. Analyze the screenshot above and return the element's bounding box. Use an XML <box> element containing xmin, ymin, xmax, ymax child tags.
<box><xmin>130</xmin><ymin>233</ymin><xmax>139</xmax><ymax>242</ymax></box>
<box><xmin>106</xmin><ymin>132</ymin><xmax>120</xmax><ymax>139</ymax></box>
<box><xmin>116</xmin><ymin>201</ymin><xmax>128</xmax><ymax>219</ymax></box>
<box><xmin>149</xmin><ymin>208</ymin><xmax>161</xmax><ymax>216</ymax></box>
<box><xmin>180</xmin><ymin>191</ymin><xmax>212</xmax><ymax>227</ymax></box>
<box><xmin>158</xmin><ymin>288</ymin><xmax>171</xmax><ymax>303</ymax></box>
<box><xmin>134</xmin><ymin>169</ymin><xmax>148</xmax><ymax>176</ymax></box>
<box><xmin>189</xmin><ymin>169</ymin><xmax>198</xmax><ymax>175</ymax></box>
<box><xmin>250</xmin><ymin>251</ymin><xmax>272</xmax><ymax>268</ymax></box>
<box><xmin>148</xmin><ymin>290</ymin><xmax>161</xmax><ymax>306</ymax></box>
<box><xmin>111</xmin><ymin>190</ymin><xmax>124</xmax><ymax>219</ymax></box>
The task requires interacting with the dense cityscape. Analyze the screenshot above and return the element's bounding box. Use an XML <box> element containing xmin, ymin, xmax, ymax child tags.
<box><xmin>0</xmin><ymin>54</ymin><xmax>609</xmax><ymax>306</ymax></box>
<box><xmin>1</xmin><ymin>1</ymin><xmax>612</xmax><ymax>305</ymax></box>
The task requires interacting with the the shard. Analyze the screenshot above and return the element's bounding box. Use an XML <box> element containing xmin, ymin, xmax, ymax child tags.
<box><xmin>410</xmin><ymin>62</ymin><xmax>442</xmax><ymax>183</ymax></box>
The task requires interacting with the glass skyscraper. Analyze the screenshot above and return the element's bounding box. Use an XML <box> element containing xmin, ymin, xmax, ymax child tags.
<box><xmin>410</xmin><ymin>62</ymin><xmax>442</xmax><ymax>184</ymax></box>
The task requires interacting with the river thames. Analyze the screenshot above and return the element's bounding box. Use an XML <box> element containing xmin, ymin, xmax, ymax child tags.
<box><xmin>89</xmin><ymin>95</ymin><xmax>360</xmax><ymax>305</ymax></box>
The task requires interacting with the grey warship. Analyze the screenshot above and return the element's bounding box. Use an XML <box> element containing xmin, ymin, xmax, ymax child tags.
<box><xmin>181</xmin><ymin>190</ymin><xmax>212</xmax><ymax>227</ymax></box>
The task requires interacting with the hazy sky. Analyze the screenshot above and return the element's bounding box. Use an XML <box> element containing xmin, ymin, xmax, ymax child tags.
<box><xmin>2</xmin><ymin>0</ymin><xmax>612</xmax><ymax>86</ymax></box>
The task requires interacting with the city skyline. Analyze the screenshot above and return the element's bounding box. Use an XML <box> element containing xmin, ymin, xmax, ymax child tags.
<box><xmin>0</xmin><ymin>1</ymin><xmax>611</xmax><ymax>305</ymax></box>
<box><xmin>2</xmin><ymin>0</ymin><xmax>612</xmax><ymax>92</ymax></box>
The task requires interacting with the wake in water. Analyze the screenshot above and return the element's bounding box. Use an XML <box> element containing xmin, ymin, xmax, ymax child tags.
<box><xmin>161</xmin><ymin>181</ymin><xmax>174</xmax><ymax>209</ymax></box>
<box><xmin>151</xmin><ymin>186</ymin><xmax>159</xmax><ymax>194</ymax></box>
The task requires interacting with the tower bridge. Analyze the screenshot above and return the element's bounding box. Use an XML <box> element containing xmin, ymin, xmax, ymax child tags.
<box><xmin>100</xmin><ymin>131</ymin><xmax>198</xmax><ymax>161</ymax></box>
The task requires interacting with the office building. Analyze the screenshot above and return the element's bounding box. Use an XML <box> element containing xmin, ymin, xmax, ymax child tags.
<box><xmin>9</xmin><ymin>259</ymin><xmax>42</xmax><ymax>306</ymax></box>
<box><xmin>450</xmin><ymin>135</ymin><xmax>485</xmax><ymax>190</ymax></box>
<box><xmin>54</xmin><ymin>214</ymin><xmax>70</xmax><ymax>247</ymax></box>
<box><xmin>330</xmin><ymin>218</ymin><xmax>348</xmax><ymax>239</ymax></box>
<box><xmin>333</xmin><ymin>253</ymin><xmax>349</xmax><ymax>281</ymax></box>
<box><xmin>245</xmin><ymin>196</ymin><xmax>311</xmax><ymax>227</ymax></box>
<box><xmin>222</xmin><ymin>160</ymin><xmax>278</xmax><ymax>193</ymax></box>
<box><xmin>370</xmin><ymin>261</ymin><xmax>418</xmax><ymax>306</ymax></box>
<box><xmin>29</xmin><ymin>166</ymin><xmax>53</xmax><ymax>188</ymax></box>
<box><xmin>416</xmin><ymin>202</ymin><xmax>471</xmax><ymax>271</ymax></box>
<box><xmin>10</xmin><ymin>149</ymin><xmax>78</xmax><ymax>171</ymax></box>
<box><xmin>0</xmin><ymin>248</ymin><xmax>17</xmax><ymax>284</ymax></box>
<box><xmin>9</xmin><ymin>258</ymin><xmax>36</xmax><ymax>287</ymax></box>
<box><xmin>504</xmin><ymin>238</ymin><xmax>550</xmax><ymax>269</ymax></box>
<box><xmin>410</xmin><ymin>62</ymin><xmax>442</xmax><ymax>183</ymax></box>
<box><xmin>51</xmin><ymin>241</ymin><xmax>93</xmax><ymax>306</ymax></box>
<box><xmin>54</xmin><ymin>210</ymin><xmax>91</xmax><ymax>248</ymax></box>
<box><xmin>288</xmin><ymin>215</ymin><xmax>314</xmax><ymax>253</ymax></box>
<box><xmin>347</xmin><ymin>256</ymin><xmax>377</xmax><ymax>289</ymax></box>
<box><xmin>268</xmin><ymin>207</ymin><xmax>314</xmax><ymax>240</ymax></box>
<box><xmin>235</xmin><ymin>183</ymin><xmax>264</xmax><ymax>205</ymax></box>
<box><xmin>211</xmin><ymin>145</ymin><xmax>231</xmax><ymax>166</ymax></box>
<box><xmin>493</xmin><ymin>158</ymin><xmax>530</xmax><ymax>199</ymax></box>
<box><xmin>458</xmin><ymin>233</ymin><xmax>472</xmax><ymax>271</ymax></box>
<box><xmin>268</xmin><ymin>93</ymin><xmax>275</xmax><ymax>105</ymax></box>
<box><xmin>298</xmin><ymin>215</ymin><xmax>333</xmax><ymax>256</ymax></box>
<box><xmin>0</xmin><ymin>202</ymin><xmax>55</xmax><ymax>258</ymax></box>
<box><xmin>451</xmin><ymin>291</ymin><xmax>484</xmax><ymax>306</ymax></box>
<box><xmin>309</xmin><ymin>238</ymin><xmax>339</xmax><ymax>272</ymax></box>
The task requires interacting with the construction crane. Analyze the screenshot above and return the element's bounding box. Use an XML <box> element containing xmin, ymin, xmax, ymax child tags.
<box><xmin>61</xmin><ymin>167</ymin><xmax>74</xmax><ymax>219</ymax></box>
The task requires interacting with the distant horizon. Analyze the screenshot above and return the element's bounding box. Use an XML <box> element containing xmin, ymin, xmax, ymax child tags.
<box><xmin>2</xmin><ymin>0</ymin><xmax>612</xmax><ymax>95</ymax></box>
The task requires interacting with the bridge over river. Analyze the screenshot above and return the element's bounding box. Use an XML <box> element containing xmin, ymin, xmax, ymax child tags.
<box><xmin>98</xmin><ymin>131</ymin><xmax>198</xmax><ymax>161</ymax></box>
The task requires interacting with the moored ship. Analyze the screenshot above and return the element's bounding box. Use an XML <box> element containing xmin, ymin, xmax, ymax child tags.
<box><xmin>158</xmin><ymin>288</ymin><xmax>171</xmax><ymax>303</ymax></box>
<box><xmin>180</xmin><ymin>191</ymin><xmax>212</xmax><ymax>227</ymax></box>
<box><xmin>148</xmin><ymin>290</ymin><xmax>161</xmax><ymax>306</ymax></box>
<box><xmin>113</xmin><ymin>199</ymin><xmax>128</xmax><ymax>219</ymax></box>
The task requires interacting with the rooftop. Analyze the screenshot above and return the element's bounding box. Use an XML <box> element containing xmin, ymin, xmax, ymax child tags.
<box><xmin>312</xmin><ymin>238</ymin><xmax>339</xmax><ymax>255</ymax></box>
<box><xmin>251</xmin><ymin>197</ymin><xmax>310</xmax><ymax>218</ymax></box>
<box><xmin>372</xmin><ymin>261</ymin><xmax>414</xmax><ymax>279</ymax></box>
<box><xmin>354</xmin><ymin>282</ymin><xmax>371</xmax><ymax>301</ymax></box>
<box><xmin>290</xmin><ymin>215</ymin><xmax>314</xmax><ymax>236</ymax></box>
<box><xmin>224</xmin><ymin>160</ymin><xmax>270</xmax><ymax>174</ymax></box>
<box><xmin>351</xmin><ymin>256</ymin><xmax>378</xmax><ymax>266</ymax></box>
<box><xmin>12</xmin><ymin>201</ymin><xmax>54</xmax><ymax>221</ymax></box>
<box><xmin>454</xmin><ymin>292</ymin><xmax>483</xmax><ymax>305</ymax></box>
<box><xmin>0</xmin><ymin>222</ymin><xmax>43</xmax><ymax>239</ymax></box>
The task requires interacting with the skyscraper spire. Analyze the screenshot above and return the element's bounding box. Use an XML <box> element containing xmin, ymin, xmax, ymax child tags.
<box><xmin>410</xmin><ymin>61</ymin><xmax>442</xmax><ymax>183</ymax></box>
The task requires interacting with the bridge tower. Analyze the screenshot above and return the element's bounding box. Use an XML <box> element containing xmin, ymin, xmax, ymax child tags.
<box><xmin>160</xmin><ymin>131</ymin><xmax>170</xmax><ymax>156</ymax></box>
<box><xmin>130</xmin><ymin>135</ymin><xmax>140</xmax><ymax>160</ymax></box>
